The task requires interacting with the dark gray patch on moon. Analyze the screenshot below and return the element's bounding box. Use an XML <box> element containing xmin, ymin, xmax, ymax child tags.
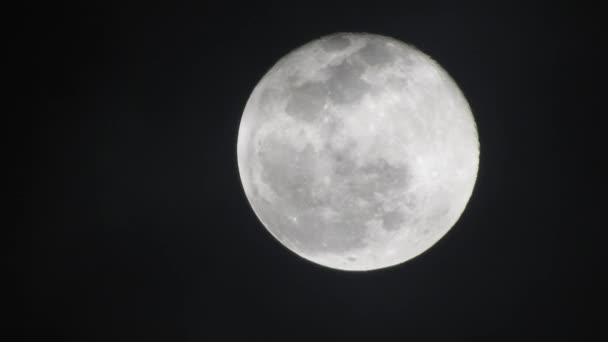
<box><xmin>331</xmin><ymin>147</ymin><xmax>359</xmax><ymax>177</ymax></box>
<box><xmin>350</xmin><ymin>158</ymin><xmax>409</xmax><ymax>197</ymax></box>
<box><xmin>258</xmin><ymin>140</ymin><xmax>317</xmax><ymax>210</ymax></box>
<box><xmin>381</xmin><ymin>210</ymin><xmax>406</xmax><ymax>231</ymax></box>
<box><xmin>325</xmin><ymin>60</ymin><xmax>371</xmax><ymax>104</ymax></box>
<box><xmin>295</xmin><ymin>209</ymin><xmax>368</xmax><ymax>254</ymax></box>
<box><xmin>285</xmin><ymin>82</ymin><xmax>328</xmax><ymax>122</ymax></box>
<box><xmin>258</xmin><ymin>87</ymin><xmax>283</xmax><ymax>117</ymax></box>
<box><xmin>359</xmin><ymin>40</ymin><xmax>395</xmax><ymax>66</ymax></box>
<box><xmin>320</xmin><ymin>34</ymin><xmax>351</xmax><ymax>52</ymax></box>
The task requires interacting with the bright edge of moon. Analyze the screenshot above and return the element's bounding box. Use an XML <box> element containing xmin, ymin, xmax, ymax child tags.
<box><xmin>237</xmin><ymin>32</ymin><xmax>479</xmax><ymax>271</ymax></box>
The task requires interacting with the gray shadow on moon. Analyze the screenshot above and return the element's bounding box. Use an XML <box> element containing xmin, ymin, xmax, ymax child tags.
<box><xmin>237</xmin><ymin>32</ymin><xmax>480</xmax><ymax>271</ymax></box>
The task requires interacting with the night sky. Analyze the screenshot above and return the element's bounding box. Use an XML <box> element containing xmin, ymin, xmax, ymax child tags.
<box><xmin>13</xmin><ymin>0</ymin><xmax>602</xmax><ymax>340</ymax></box>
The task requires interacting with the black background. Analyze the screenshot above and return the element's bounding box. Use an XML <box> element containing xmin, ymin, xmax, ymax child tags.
<box><xmin>12</xmin><ymin>0</ymin><xmax>602</xmax><ymax>340</ymax></box>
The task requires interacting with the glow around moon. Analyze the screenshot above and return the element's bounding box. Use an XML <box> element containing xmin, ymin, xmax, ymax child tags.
<box><xmin>237</xmin><ymin>33</ymin><xmax>479</xmax><ymax>271</ymax></box>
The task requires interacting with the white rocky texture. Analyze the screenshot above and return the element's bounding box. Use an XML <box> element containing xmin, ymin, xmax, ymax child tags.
<box><xmin>237</xmin><ymin>33</ymin><xmax>479</xmax><ymax>271</ymax></box>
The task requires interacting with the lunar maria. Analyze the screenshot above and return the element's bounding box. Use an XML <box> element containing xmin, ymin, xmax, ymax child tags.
<box><xmin>237</xmin><ymin>32</ymin><xmax>479</xmax><ymax>271</ymax></box>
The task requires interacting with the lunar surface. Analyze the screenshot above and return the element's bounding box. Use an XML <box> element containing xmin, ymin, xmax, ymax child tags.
<box><xmin>237</xmin><ymin>33</ymin><xmax>479</xmax><ymax>271</ymax></box>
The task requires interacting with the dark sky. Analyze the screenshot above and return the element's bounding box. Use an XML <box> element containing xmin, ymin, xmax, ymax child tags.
<box><xmin>13</xmin><ymin>0</ymin><xmax>602</xmax><ymax>340</ymax></box>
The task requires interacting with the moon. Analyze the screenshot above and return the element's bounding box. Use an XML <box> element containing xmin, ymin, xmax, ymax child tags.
<box><xmin>237</xmin><ymin>33</ymin><xmax>479</xmax><ymax>271</ymax></box>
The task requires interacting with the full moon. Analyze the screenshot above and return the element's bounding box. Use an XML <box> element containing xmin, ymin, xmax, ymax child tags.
<box><xmin>237</xmin><ymin>33</ymin><xmax>479</xmax><ymax>271</ymax></box>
